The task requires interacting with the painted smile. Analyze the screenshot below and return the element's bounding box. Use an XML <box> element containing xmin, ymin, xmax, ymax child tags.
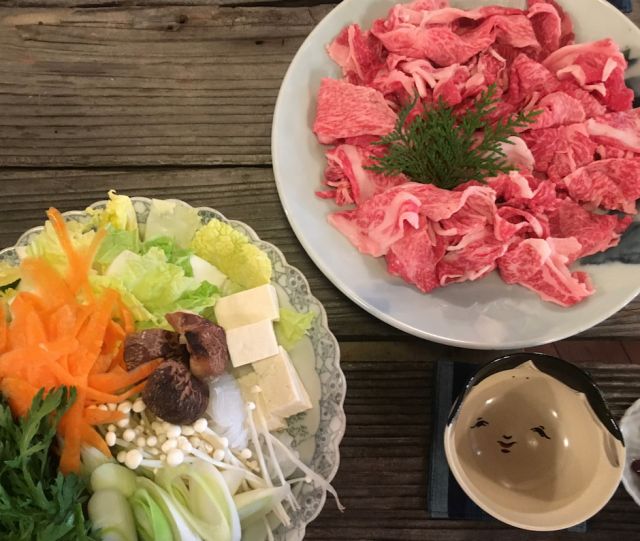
<box><xmin>498</xmin><ymin>441</ymin><xmax>517</xmax><ymax>453</ymax></box>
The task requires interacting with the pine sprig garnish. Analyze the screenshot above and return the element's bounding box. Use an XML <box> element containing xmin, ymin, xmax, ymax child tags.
<box><xmin>366</xmin><ymin>84</ymin><xmax>540</xmax><ymax>190</ymax></box>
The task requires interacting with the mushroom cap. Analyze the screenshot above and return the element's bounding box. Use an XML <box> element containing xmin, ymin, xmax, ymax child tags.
<box><xmin>166</xmin><ymin>312</ymin><xmax>230</xmax><ymax>380</ymax></box>
<box><xmin>124</xmin><ymin>329</ymin><xmax>188</xmax><ymax>371</ymax></box>
<box><xmin>142</xmin><ymin>359</ymin><xmax>209</xmax><ymax>425</ymax></box>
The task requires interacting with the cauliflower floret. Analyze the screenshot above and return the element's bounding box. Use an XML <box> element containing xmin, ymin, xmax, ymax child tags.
<box><xmin>191</xmin><ymin>219</ymin><xmax>272</xmax><ymax>289</ymax></box>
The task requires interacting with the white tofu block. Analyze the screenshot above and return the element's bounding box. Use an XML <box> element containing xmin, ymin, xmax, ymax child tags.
<box><xmin>253</xmin><ymin>347</ymin><xmax>312</xmax><ymax>419</ymax></box>
<box><xmin>236</xmin><ymin>371</ymin><xmax>286</xmax><ymax>431</ymax></box>
<box><xmin>189</xmin><ymin>255</ymin><xmax>227</xmax><ymax>288</ymax></box>
<box><xmin>226</xmin><ymin>319</ymin><xmax>279</xmax><ymax>368</ymax></box>
<box><xmin>214</xmin><ymin>284</ymin><xmax>279</xmax><ymax>330</ymax></box>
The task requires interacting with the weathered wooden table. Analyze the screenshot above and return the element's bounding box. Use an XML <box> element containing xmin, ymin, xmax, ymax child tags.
<box><xmin>1</xmin><ymin>1</ymin><xmax>640</xmax><ymax>539</ymax></box>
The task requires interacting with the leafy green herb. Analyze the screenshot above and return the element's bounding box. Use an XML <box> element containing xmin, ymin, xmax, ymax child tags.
<box><xmin>366</xmin><ymin>84</ymin><xmax>540</xmax><ymax>190</ymax></box>
<box><xmin>0</xmin><ymin>387</ymin><xmax>97</xmax><ymax>541</ymax></box>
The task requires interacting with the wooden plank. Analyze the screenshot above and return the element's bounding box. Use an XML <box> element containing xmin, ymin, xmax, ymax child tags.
<box><xmin>303</xmin><ymin>359</ymin><xmax>640</xmax><ymax>540</ymax></box>
<box><xmin>555</xmin><ymin>340</ymin><xmax>632</xmax><ymax>363</ymax></box>
<box><xmin>2</xmin><ymin>167</ymin><xmax>640</xmax><ymax>340</ymax></box>
<box><xmin>0</xmin><ymin>4</ymin><xmax>334</xmax><ymax>167</ymax></box>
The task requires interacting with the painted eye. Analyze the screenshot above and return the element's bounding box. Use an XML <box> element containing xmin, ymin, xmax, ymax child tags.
<box><xmin>531</xmin><ymin>426</ymin><xmax>551</xmax><ymax>439</ymax></box>
<box><xmin>471</xmin><ymin>418</ymin><xmax>489</xmax><ymax>429</ymax></box>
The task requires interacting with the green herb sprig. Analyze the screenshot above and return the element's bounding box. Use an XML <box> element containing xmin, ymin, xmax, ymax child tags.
<box><xmin>367</xmin><ymin>84</ymin><xmax>540</xmax><ymax>190</ymax></box>
<box><xmin>0</xmin><ymin>387</ymin><xmax>97</xmax><ymax>541</ymax></box>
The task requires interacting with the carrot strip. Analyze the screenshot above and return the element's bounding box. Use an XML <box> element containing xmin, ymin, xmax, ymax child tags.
<box><xmin>59</xmin><ymin>388</ymin><xmax>84</xmax><ymax>474</ymax></box>
<box><xmin>80</xmin><ymin>423</ymin><xmax>111</xmax><ymax>457</ymax></box>
<box><xmin>46</xmin><ymin>209</ymin><xmax>84</xmax><ymax>293</ymax></box>
<box><xmin>76</xmin><ymin>290</ymin><xmax>118</xmax><ymax>374</ymax></box>
<box><xmin>83</xmin><ymin>407</ymin><xmax>126</xmax><ymax>426</ymax></box>
<box><xmin>20</xmin><ymin>258</ymin><xmax>73</xmax><ymax>311</ymax></box>
<box><xmin>88</xmin><ymin>359</ymin><xmax>161</xmax><ymax>394</ymax></box>
<box><xmin>90</xmin><ymin>354</ymin><xmax>113</xmax><ymax>376</ymax></box>
<box><xmin>1</xmin><ymin>377</ymin><xmax>40</xmax><ymax>418</ymax></box>
<box><xmin>25</xmin><ymin>311</ymin><xmax>47</xmax><ymax>346</ymax></box>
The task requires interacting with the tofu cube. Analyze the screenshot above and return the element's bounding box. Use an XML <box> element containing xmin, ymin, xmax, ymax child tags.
<box><xmin>253</xmin><ymin>347</ymin><xmax>312</xmax><ymax>419</ymax></box>
<box><xmin>226</xmin><ymin>319</ymin><xmax>279</xmax><ymax>368</ymax></box>
<box><xmin>189</xmin><ymin>254</ymin><xmax>227</xmax><ymax>288</ymax></box>
<box><xmin>214</xmin><ymin>284</ymin><xmax>279</xmax><ymax>330</ymax></box>
<box><xmin>236</xmin><ymin>371</ymin><xmax>286</xmax><ymax>431</ymax></box>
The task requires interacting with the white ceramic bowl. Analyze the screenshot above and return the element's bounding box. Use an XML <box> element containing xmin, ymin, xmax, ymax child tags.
<box><xmin>445</xmin><ymin>353</ymin><xmax>625</xmax><ymax>531</ymax></box>
<box><xmin>0</xmin><ymin>197</ymin><xmax>347</xmax><ymax>541</ymax></box>
<box><xmin>272</xmin><ymin>0</ymin><xmax>640</xmax><ymax>349</ymax></box>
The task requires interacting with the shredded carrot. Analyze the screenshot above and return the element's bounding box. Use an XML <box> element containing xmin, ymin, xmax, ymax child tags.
<box><xmin>83</xmin><ymin>407</ymin><xmax>126</xmax><ymax>426</ymax></box>
<box><xmin>20</xmin><ymin>258</ymin><xmax>74</xmax><ymax>312</ymax></box>
<box><xmin>0</xmin><ymin>377</ymin><xmax>39</xmax><ymax>418</ymax></box>
<box><xmin>0</xmin><ymin>209</ymin><xmax>158</xmax><ymax>474</ymax></box>
<box><xmin>89</xmin><ymin>359</ymin><xmax>161</xmax><ymax>394</ymax></box>
<box><xmin>80</xmin><ymin>423</ymin><xmax>111</xmax><ymax>457</ymax></box>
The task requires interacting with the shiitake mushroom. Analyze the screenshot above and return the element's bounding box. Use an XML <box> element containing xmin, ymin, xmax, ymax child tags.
<box><xmin>124</xmin><ymin>329</ymin><xmax>188</xmax><ymax>371</ymax></box>
<box><xmin>142</xmin><ymin>359</ymin><xmax>209</xmax><ymax>425</ymax></box>
<box><xmin>166</xmin><ymin>312</ymin><xmax>229</xmax><ymax>381</ymax></box>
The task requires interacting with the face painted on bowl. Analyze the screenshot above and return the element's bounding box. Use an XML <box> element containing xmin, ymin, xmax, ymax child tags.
<box><xmin>445</xmin><ymin>356</ymin><xmax>626</xmax><ymax>531</ymax></box>
<box><xmin>451</xmin><ymin>361</ymin><xmax>622</xmax><ymax>502</ymax></box>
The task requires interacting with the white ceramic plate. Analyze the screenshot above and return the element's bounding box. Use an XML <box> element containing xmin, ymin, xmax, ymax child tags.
<box><xmin>0</xmin><ymin>197</ymin><xmax>346</xmax><ymax>541</ymax></box>
<box><xmin>272</xmin><ymin>0</ymin><xmax>640</xmax><ymax>349</ymax></box>
<box><xmin>620</xmin><ymin>398</ymin><xmax>640</xmax><ymax>507</ymax></box>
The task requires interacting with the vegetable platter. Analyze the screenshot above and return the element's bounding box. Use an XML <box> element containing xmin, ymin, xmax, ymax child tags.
<box><xmin>0</xmin><ymin>192</ymin><xmax>345</xmax><ymax>541</ymax></box>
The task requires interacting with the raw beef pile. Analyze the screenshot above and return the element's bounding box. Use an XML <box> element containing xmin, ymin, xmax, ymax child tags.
<box><xmin>312</xmin><ymin>0</ymin><xmax>639</xmax><ymax>307</ymax></box>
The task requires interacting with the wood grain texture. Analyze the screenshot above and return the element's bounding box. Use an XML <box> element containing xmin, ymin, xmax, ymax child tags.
<box><xmin>0</xmin><ymin>4</ymin><xmax>334</xmax><ymax>166</ymax></box>
<box><xmin>304</xmin><ymin>358</ymin><xmax>640</xmax><ymax>540</ymax></box>
<box><xmin>2</xmin><ymin>167</ymin><xmax>640</xmax><ymax>340</ymax></box>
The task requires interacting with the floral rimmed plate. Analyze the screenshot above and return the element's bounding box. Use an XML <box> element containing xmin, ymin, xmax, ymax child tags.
<box><xmin>0</xmin><ymin>197</ymin><xmax>346</xmax><ymax>541</ymax></box>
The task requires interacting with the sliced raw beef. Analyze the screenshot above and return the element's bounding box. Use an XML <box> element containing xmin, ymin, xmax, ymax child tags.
<box><xmin>498</xmin><ymin>237</ymin><xmax>593</xmax><ymax>306</ymax></box>
<box><xmin>561</xmin><ymin>158</ymin><xmax>640</xmax><ymax>214</ymax></box>
<box><xmin>313</xmin><ymin>78</ymin><xmax>398</xmax><ymax>145</ymax></box>
<box><xmin>586</xmin><ymin>109</ymin><xmax>640</xmax><ymax>154</ymax></box>
<box><xmin>371</xmin><ymin>67</ymin><xmax>415</xmax><ymax>102</ymax></box>
<box><xmin>405</xmin><ymin>183</ymin><xmax>497</xmax><ymax>222</ymax></box>
<box><xmin>521</xmin><ymin>123</ymin><xmax>596</xmax><ymax>179</ymax></box>
<box><xmin>317</xmin><ymin>144</ymin><xmax>407</xmax><ymax>206</ymax></box>
<box><xmin>437</xmin><ymin>227</ymin><xmax>509</xmax><ymax>285</ymax></box>
<box><xmin>385</xmin><ymin>4</ymin><xmax>523</xmax><ymax>29</ymax></box>
<box><xmin>557</xmin><ymin>80</ymin><xmax>607</xmax><ymax>118</ymax></box>
<box><xmin>498</xmin><ymin>136</ymin><xmax>535</xmax><ymax>172</ymax></box>
<box><xmin>528</xmin><ymin>0</ymin><xmax>574</xmax><ymax>48</ymax></box>
<box><xmin>328</xmin><ymin>186</ymin><xmax>421</xmax><ymax>257</ymax></box>
<box><xmin>489</xmin><ymin>171</ymin><xmax>559</xmax><ymax>214</ymax></box>
<box><xmin>328</xmin><ymin>24</ymin><xmax>386</xmax><ymax>85</ymax></box>
<box><xmin>528</xmin><ymin>91</ymin><xmax>586</xmax><ymax>130</ymax></box>
<box><xmin>386</xmin><ymin>218</ymin><xmax>447</xmax><ymax>292</ymax></box>
<box><xmin>495</xmin><ymin>205</ymin><xmax>549</xmax><ymax>239</ymax></box>
<box><xmin>489</xmin><ymin>170</ymin><xmax>536</xmax><ymax>200</ymax></box>
<box><xmin>436</xmin><ymin>189</ymin><xmax>497</xmax><ymax>237</ymax></box>
<box><xmin>507</xmin><ymin>54</ymin><xmax>560</xmax><ymax>107</ymax></box>
<box><xmin>548</xmin><ymin>198</ymin><xmax>632</xmax><ymax>259</ymax></box>
<box><xmin>542</xmin><ymin>39</ymin><xmax>633</xmax><ymax>112</ymax></box>
<box><xmin>526</xmin><ymin>0</ymin><xmax>562</xmax><ymax>59</ymax></box>
<box><xmin>371</xmin><ymin>12</ymin><xmax>538</xmax><ymax>67</ymax></box>
<box><xmin>315</xmin><ymin>1</ymin><xmax>640</xmax><ymax>306</ymax></box>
